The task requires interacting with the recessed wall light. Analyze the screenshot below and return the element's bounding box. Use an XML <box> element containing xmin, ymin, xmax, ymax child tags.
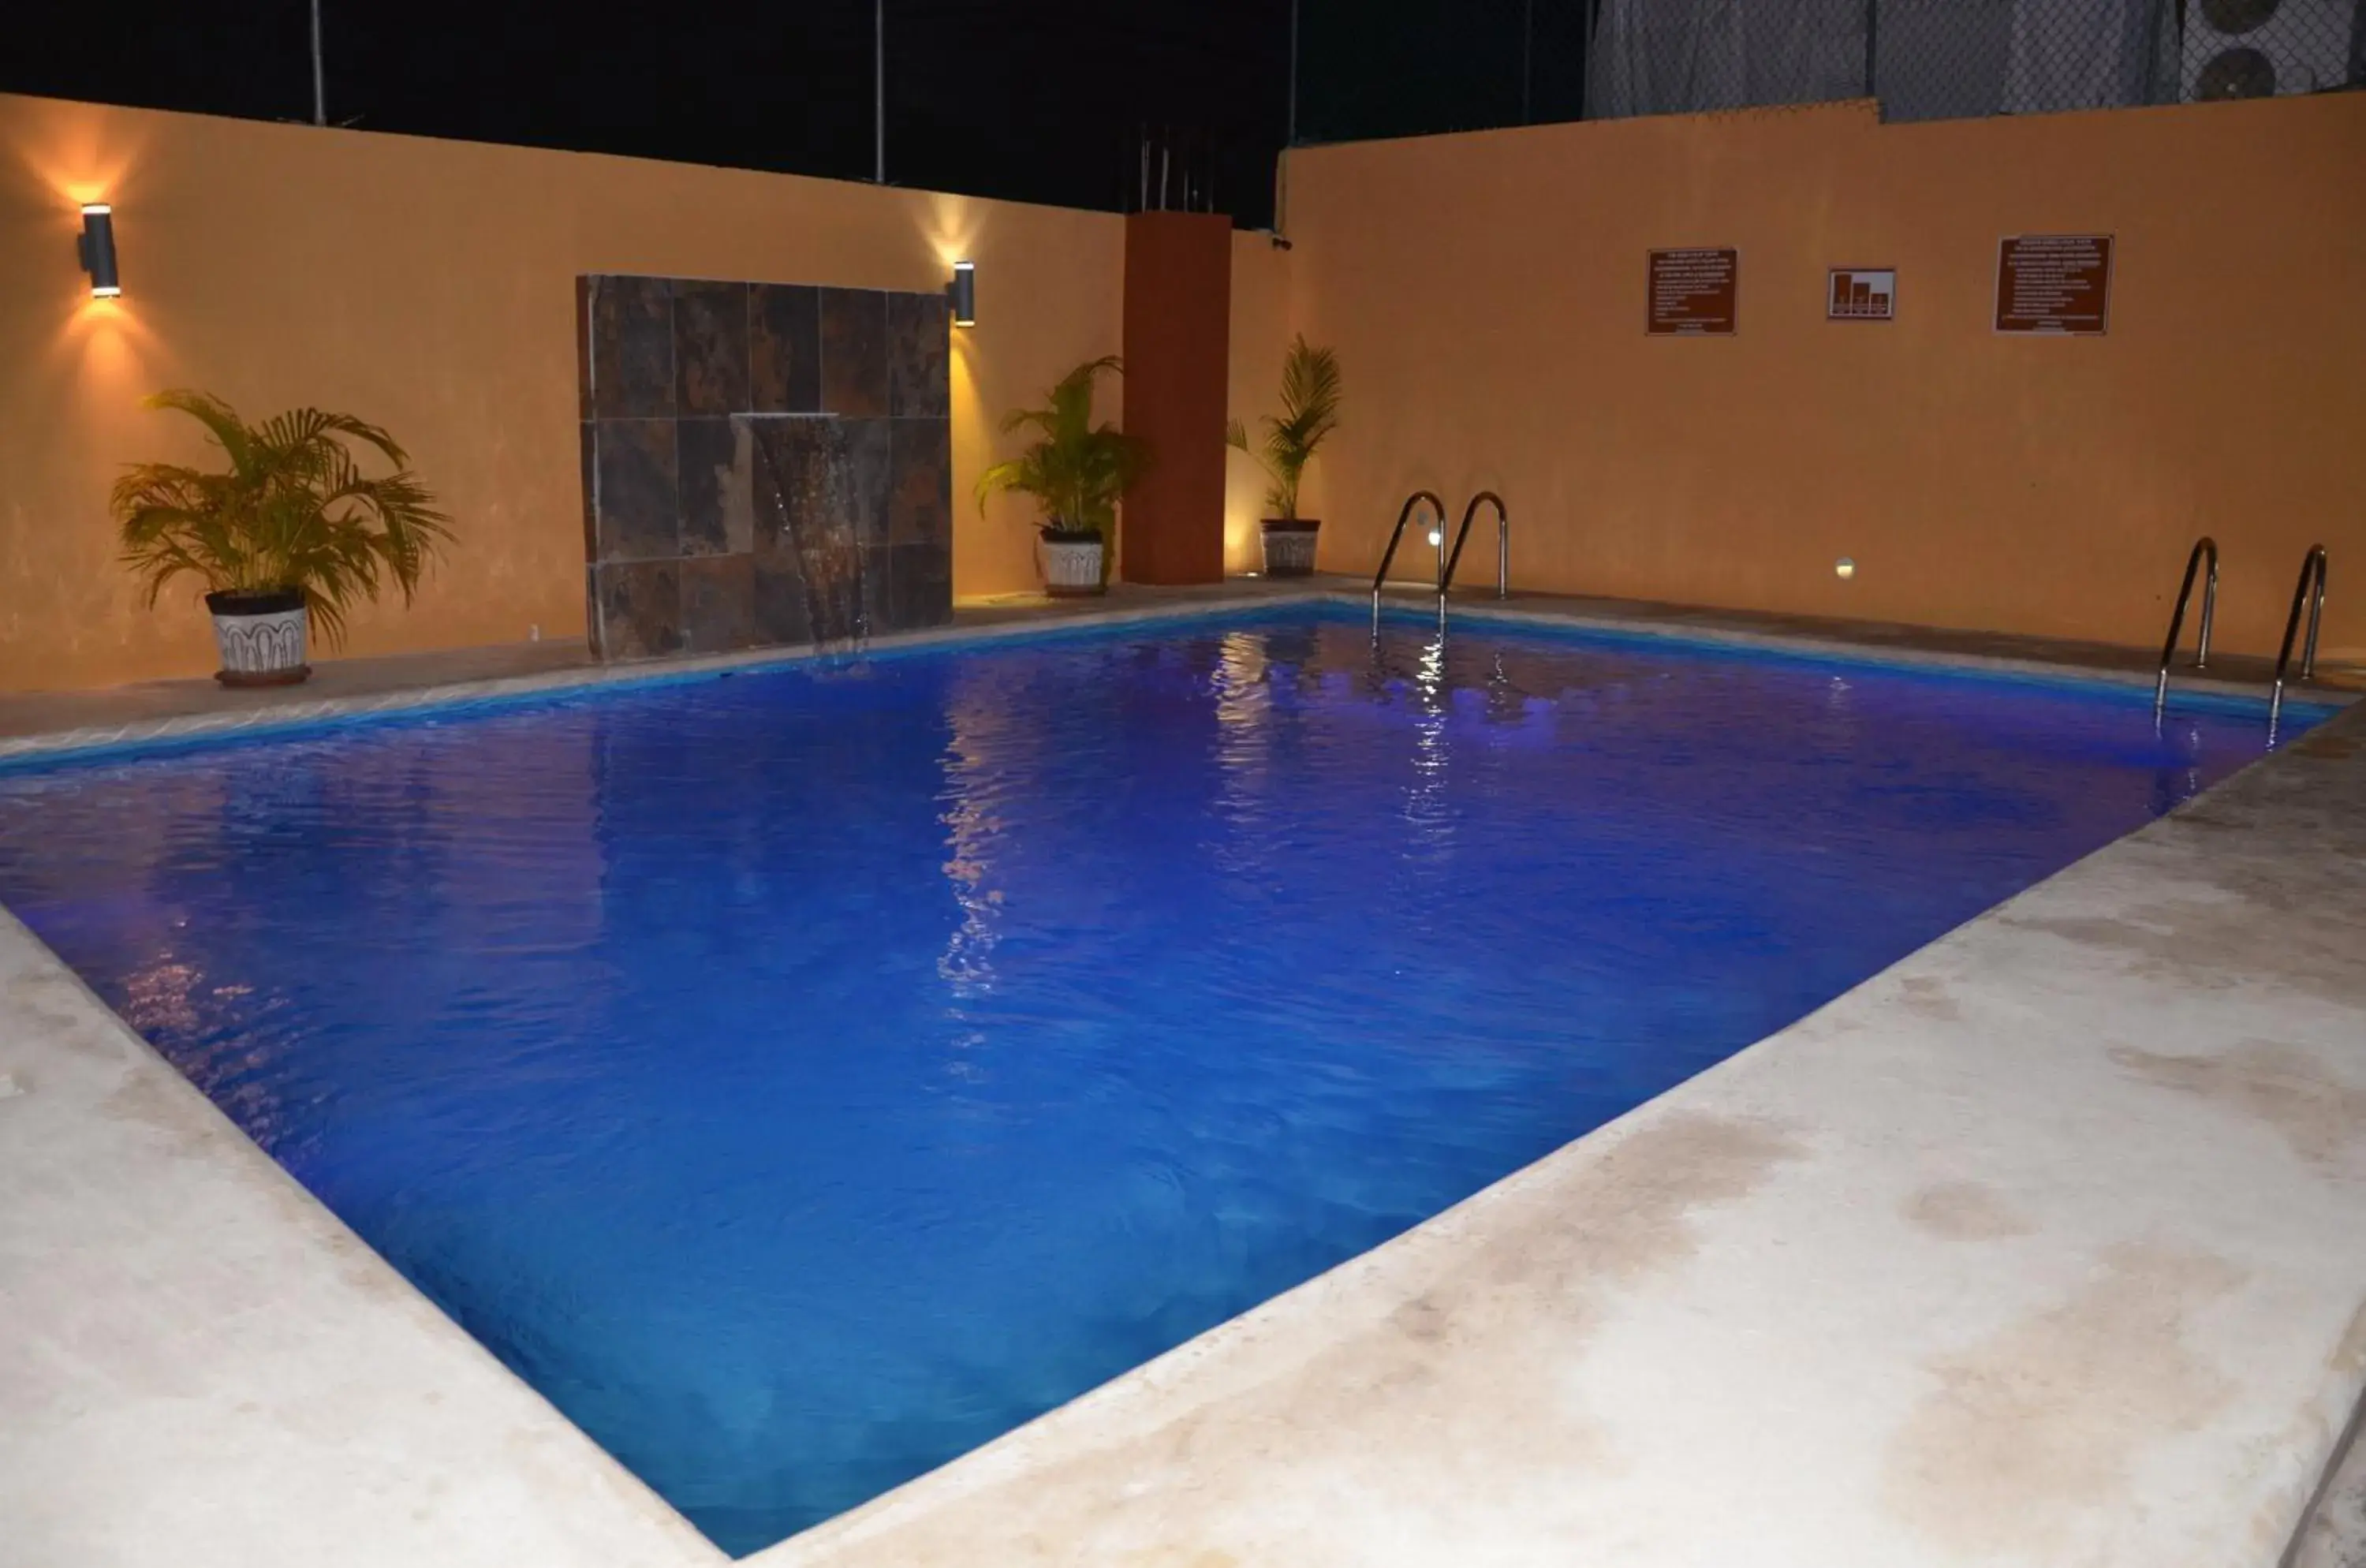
<box><xmin>77</xmin><ymin>203</ymin><xmax>121</xmax><ymax>297</ymax></box>
<box><xmin>1835</xmin><ymin>557</ymin><xmax>1857</xmax><ymax>580</ymax></box>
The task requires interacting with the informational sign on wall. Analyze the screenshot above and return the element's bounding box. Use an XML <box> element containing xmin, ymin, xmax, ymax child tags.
<box><xmin>1827</xmin><ymin>267</ymin><xmax>1896</xmax><ymax>321</ymax></box>
<box><xmin>1995</xmin><ymin>235</ymin><xmax>2112</xmax><ymax>335</ymax></box>
<box><xmin>1647</xmin><ymin>248</ymin><xmax>1739</xmax><ymax>335</ymax></box>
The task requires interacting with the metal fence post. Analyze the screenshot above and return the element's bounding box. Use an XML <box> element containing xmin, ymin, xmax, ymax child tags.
<box><xmin>1865</xmin><ymin>0</ymin><xmax>1879</xmax><ymax>100</ymax></box>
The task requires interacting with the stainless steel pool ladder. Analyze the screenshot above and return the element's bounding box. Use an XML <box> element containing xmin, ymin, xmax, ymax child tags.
<box><xmin>1371</xmin><ymin>490</ymin><xmax>1450</xmax><ymax>629</ymax></box>
<box><xmin>2268</xmin><ymin>543</ymin><xmax>2328</xmax><ymax>737</ymax></box>
<box><xmin>2151</xmin><ymin>536</ymin><xmax>2217</xmax><ymax>715</ymax></box>
<box><xmin>1371</xmin><ymin>490</ymin><xmax>1510</xmax><ymax>630</ymax></box>
<box><xmin>1442</xmin><ymin>492</ymin><xmax>1511</xmax><ymax>602</ymax></box>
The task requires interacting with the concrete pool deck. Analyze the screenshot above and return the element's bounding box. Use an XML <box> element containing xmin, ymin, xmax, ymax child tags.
<box><xmin>2301</xmin><ymin>1433</ymin><xmax>2366</xmax><ymax>1568</ymax></box>
<box><xmin>3</xmin><ymin>585</ymin><xmax>2364</xmax><ymax>1568</ymax></box>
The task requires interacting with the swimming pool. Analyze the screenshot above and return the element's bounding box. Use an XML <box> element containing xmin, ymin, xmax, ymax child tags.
<box><xmin>0</xmin><ymin>607</ymin><xmax>2325</xmax><ymax>1555</ymax></box>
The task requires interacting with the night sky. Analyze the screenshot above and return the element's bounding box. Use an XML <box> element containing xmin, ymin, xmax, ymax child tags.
<box><xmin>4</xmin><ymin>0</ymin><xmax>1591</xmax><ymax>230</ymax></box>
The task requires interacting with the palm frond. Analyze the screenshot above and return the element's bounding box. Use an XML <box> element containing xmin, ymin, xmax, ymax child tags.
<box><xmin>975</xmin><ymin>357</ymin><xmax>1149</xmax><ymax>542</ymax></box>
<box><xmin>1226</xmin><ymin>336</ymin><xmax>1342</xmax><ymax>521</ymax></box>
<box><xmin>140</xmin><ymin>390</ymin><xmax>256</xmax><ymax>480</ymax></box>
<box><xmin>111</xmin><ymin>390</ymin><xmax>453</xmax><ymax>648</ymax></box>
<box><xmin>1277</xmin><ymin>338</ymin><xmax>1342</xmax><ymax>439</ymax></box>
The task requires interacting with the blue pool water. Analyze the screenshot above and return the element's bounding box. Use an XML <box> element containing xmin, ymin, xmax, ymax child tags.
<box><xmin>0</xmin><ymin>609</ymin><xmax>2323</xmax><ymax>1553</ymax></box>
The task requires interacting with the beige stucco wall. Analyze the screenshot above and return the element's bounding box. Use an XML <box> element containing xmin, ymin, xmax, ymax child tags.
<box><xmin>1282</xmin><ymin>94</ymin><xmax>2366</xmax><ymax>659</ymax></box>
<box><xmin>0</xmin><ymin>92</ymin><xmax>1121</xmax><ymax>691</ymax></box>
<box><xmin>1222</xmin><ymin>229</ymin><xmax>1296</xmax><ymax>577</ymax></box>
<box><xmin>7</xmin><ymin>89</ymin><xmax>2364</xmax><ymax>693</ymax></box>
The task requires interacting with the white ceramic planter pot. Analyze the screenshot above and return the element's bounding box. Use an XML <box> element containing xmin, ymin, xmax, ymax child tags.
<box><xmin>1261</xmin><ymin>519</ymin><xmax>1321</xmax><ymax>577</ymax></box>
<box><xmin>1038</xmin><ymin>532</ymin><xmax>1106</xmax><ymax>597</ymax></box>
<box><xmin>207</xmin><ymin>589</ymin><xmax>312</xmax><ymax>687</ymax></box>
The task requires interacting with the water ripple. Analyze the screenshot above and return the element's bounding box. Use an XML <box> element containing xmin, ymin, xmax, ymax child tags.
<box><xmin>0</xmin><ymin>610</ymin><xmax>2301</xmax><ymax>1555</ymax></box>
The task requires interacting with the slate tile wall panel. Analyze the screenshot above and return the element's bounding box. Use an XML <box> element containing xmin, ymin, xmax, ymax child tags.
<box><xmin>592</xmin><ymin>560</ymin><xmax>683</xmax><ymax>661</ymax></box>
<box><xmin>587</xmin><ymin>275</ymin><xmax>675</xmax><ymax>420</ymax></box>
<box><xmin>577</xmin><ymin>421</ymin><xmax>599</xmax><ymax>562</ymax></box>
<box><xmin>750</xmin><ymin>285</ymin><xmax>821</xmax><ymax>414</ymax></box>
<box><xmin>678</xmin><ymin>417</ymin><xmax>756</xmax><ymax>558</ymax></box>
<box><xmin>674</xmin><ymin>281</ymin><xmax>750</xmax><ymax>416</ymax></box>
<box><xmin>592</xmin><ymin>418</ymin><xmax>679</xmax><ymax>562</ymax></box>
<box><xmin>580</xmin><ymin>272</ymin><xmax>950</xmax><ymax>660</ymax></box>
<box><xmin>753</xmin><ymin>558</ymin><xmax>815</xmax><ymax>647</ymax></box>
<box><xmin>819</xmin><ymin>288</ymin><xmax>889</xmax><ymax>417</ymax></box>
<box><xmin>886</xmin><ymin>293</ymin><xmax>950</xmax><ymax>418</ymax></box>
<box><xmin>843</xmin><ymin>420</ymin><xmax>891</xmax><ymax>548</ymax></box>
<box><xmin>678</xmin><ymin>555</ymin><xmax>756</xmax><ymax>655</ymax></box>
<box><xmin>888</xmin><ymin>419</ymin><xmax>952</xmax><ymax>548</ymax></box>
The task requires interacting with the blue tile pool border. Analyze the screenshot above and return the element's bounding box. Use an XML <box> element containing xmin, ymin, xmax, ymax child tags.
<box><xmin>0</xmin><ymin>590</ymin><xmax>2344</xmax><ymax>775</ymax></box>
<box><xmin>1386</xmin><ymin>599</ymin><xmax>2352</xmax><ymax>722</ymax></box>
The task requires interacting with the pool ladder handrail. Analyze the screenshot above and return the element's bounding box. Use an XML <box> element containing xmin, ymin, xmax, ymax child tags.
<box><xmin>1371</xmin><ymin>489</ymin><xmax>1450</xmax><ymax>626</ymax></box>
<box><xmin>2268</xmin><ymin>543</ymin><xmax>2328</xmax><ymax>737</ymax></box>
<box><xmin>2151</xmin><ymin>536</ymin><xmax>2218</xmax><ymax>715</ymax></box>
<box><xmin>1441</xmin><ymin>491</ymin><xmax>1511</xmax><ymax>601</ymax></box>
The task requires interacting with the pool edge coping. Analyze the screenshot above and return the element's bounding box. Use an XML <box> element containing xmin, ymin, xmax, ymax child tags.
<box><xmin>0</xmin><ymin>588</ymin><xmax>2348</xmax><ymax>769</ymax></box>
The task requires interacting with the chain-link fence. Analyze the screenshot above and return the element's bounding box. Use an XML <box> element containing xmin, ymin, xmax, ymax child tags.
<box><xmin>1586</xmin><ymin>0</ymin><xmax>2364</xmax><ymax>123</ymax></box>
<box><xmin>1299</xmin><ymin>0</ymin><xmax>2364</xmax><ymax>147</ymax></box>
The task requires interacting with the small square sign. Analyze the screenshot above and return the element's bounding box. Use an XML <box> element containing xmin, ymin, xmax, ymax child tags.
<box><xmin>1827</xmin><ymin>267</ymin><xmax>1896</xmax><ymax>321</ymax></box>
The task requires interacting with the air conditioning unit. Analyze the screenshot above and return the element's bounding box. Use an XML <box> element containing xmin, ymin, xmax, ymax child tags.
<box><xmin>2183</xmin><ymin>0</ymin><xmax>2362</xmax><ymax>100</ymax></box>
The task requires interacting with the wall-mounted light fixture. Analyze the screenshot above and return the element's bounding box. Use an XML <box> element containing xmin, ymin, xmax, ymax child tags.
<box><xmin>77</xmin><ymin>204</ymin><xmax>121</xmax><ymax>297</ymax></box>
<box><xmin>946</xmin><ymin>260</ymin><xmax>976</xmax><ymax>327</ymax></box>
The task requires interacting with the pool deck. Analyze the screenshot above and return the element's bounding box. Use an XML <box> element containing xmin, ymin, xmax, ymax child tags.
<box><xmin>3</xmin><ymin>583</ymin><xmax>2364</xmax><ymax>1568</ymax></box>
<box><xmin>2300</xmin><ymin>1432</ymin><xmax>2366</xmax><ymax>1568</ymax></box>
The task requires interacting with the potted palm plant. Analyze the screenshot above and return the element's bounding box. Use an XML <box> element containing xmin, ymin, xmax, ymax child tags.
<box><xmin>113</xmin><ymin>390</ymin><xmax>451</xmax><ymax>686</ymax></box>
<box><xmin>1227</xmin><ymin>334</ymin><xmax>1342</xmax><ymax>577</ymax></box>
<box><xmin>976</xmin><ymin>357</ymin><xmax>1148</xmax><ymax>597</ymax></box>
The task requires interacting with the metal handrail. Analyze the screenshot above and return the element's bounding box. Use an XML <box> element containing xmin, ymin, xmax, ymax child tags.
<box><xmin>2268</xmin><ymin>544</ymin><xmax>2328</xmax><ymax>737</ymax></box>
<box><xmin>1371</xmin><ymin>489</ymin><xmax>1449</xmax><ymax>625</ymax></box>
<box><xmin>2151</xmin><ymin>536</ymin><xmax>2218</xmax><ymax>715</ymax></box>
<box><xmin>1442</xmin><ymin>491</ymin><xmax>1510</xmax><ymax>600</ymax></box>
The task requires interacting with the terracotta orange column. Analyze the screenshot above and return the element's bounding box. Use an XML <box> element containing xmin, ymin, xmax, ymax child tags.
<box><xmin>1121</xmin><ymin>211</ymin><xmax>1232</xmax><ymax>584</ymax></box>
